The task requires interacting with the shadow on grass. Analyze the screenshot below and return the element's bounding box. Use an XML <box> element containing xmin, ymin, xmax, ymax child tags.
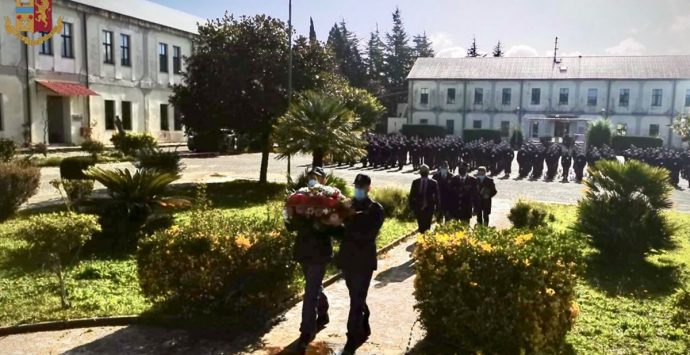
<box><xmin>584</xmin><ymin>253</ymin><xmax>682</xmax><ymax>298</ymax></box>
<box><xmin>170</xmin><ymin>180</ymin><xmax>287</xmax><ymax>209</ymax></box>
<box><xmin>406</xmin><ymin>335</ymin><xmax>578</xmax><ymax>355</ymax></box>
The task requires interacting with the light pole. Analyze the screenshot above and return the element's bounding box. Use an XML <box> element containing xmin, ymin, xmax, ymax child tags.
<box><xmin>287</xmin><ymin>0</ymin><xmax>293</xmax><ymax>177</ymax></box>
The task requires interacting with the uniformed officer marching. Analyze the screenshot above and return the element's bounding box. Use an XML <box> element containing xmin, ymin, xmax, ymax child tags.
<box><xmin>337</xmin><ymin>174</ymin><xmax>385</xmax><ymax>355</ymax></box>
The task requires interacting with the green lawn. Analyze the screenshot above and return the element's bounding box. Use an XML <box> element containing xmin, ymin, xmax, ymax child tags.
<box><xmin>0</xmin><ymin>181</ymin><xmax>414</xmax><ymax>327</ymax></box>
<box><xmin>532</xmin><ymin>203</ymin><xmax>690</xmax><ymax>354</ymax></box>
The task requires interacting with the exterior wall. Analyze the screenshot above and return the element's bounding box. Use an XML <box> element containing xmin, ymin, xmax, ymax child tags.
<box><xmin>0</xmin><ymin>0</ymin><xmax>194</xmax><ymax>145</ymax></box>
<box><xmin>408</xmin><ymin>78</ymin><xmax>685</xmax><ymax>147</ymax></box>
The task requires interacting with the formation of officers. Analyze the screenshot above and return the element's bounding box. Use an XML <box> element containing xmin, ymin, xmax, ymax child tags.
<box><xmin>363</xmin><ymin>134</ymin><xmax>690</xmax><ymax>186</ymax></box>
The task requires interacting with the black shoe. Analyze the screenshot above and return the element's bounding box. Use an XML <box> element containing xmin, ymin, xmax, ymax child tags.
<box><xmin>342</xmin><ymin>340</ymin><xmax>357</xmax><ymax>355</ymax></box>
<box><xmin>317</xmin><ymin>314</ymin><xmax>330</xmax><ymax>328</ymax></box>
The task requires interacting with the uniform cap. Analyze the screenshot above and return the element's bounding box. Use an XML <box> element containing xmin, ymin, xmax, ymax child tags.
<box><xmin>354</xmin><ymin>174</ymin><xmax>372</xmax><ymax>187</ymax></box>
<box><xmin>307</xmin><ymin>166</ymin><xmax>326</xmax><ymax>177</ymax></box>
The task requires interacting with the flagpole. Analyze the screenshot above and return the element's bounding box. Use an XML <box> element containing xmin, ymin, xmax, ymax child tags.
<box><xmin>287</xmin><ymin>0</ymin><xmax>293</xmax><ymax>176</ymax></box>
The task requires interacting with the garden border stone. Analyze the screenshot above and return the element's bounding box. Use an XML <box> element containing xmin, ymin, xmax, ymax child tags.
<box><xmin>0</xmin><ymin>229</ymin><xmax>417</xmax><ymax>337</ymax></box>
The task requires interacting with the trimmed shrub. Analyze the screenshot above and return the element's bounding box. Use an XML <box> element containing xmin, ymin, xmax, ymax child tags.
<box><xmin>401</xmin><ymin>125</ymin><xmax>447</xmax><ymax>138</ymax></box>
<box><xmin>508</xmin><ymin>201</ymin><xmax>556</xmax><ymax>229</ymax></box>
<box><xmin>14</xmin><ymin>212</ymin><xmax>101</xmax><ymax>308</ymax></box>
<box><xmin>510</xmin><ymin>129</ymin><xmax>524</xmax><ymax>149</ymax></box>
<box><xmin>59</xmin><ymin>156</ymin><xmax>97</xmax><ymax>180</ymax></box>
<box><xmin>611</xmin><ymin>135</ymin><xmax>664</xmax><ymax>152</ymax></box>
<box><xmin>0</xmin><ymin>138</ymin><xmax>17</xmax><ymax>162</ymax></box>
<box><xmin>463</xmin><ymin>129</ymin><xmax>501</xmax><ymax>143</ymax></box>
<box><xmin>586</xmin><ymin>119</ymin><xmax>612</xmax><ymax>148</ymax></box>
<box><xmin>62</xmin><ymin>179</ymin><xmax>95</xmax><ymax>202</ymax></box>
<box><xmin>672</xmin><ymin>288</ymin><xmax>690</xmax><ymax>329</ymax></box>
<box><xmin>0</xmin><ymin>162</ymin><xmax>40</xmax><ymax>221</ymax></box>
<box><xmin>137</xmin><ymin>206</ymin><xmax>299</xmax><ymax>322</ymax></box>
<box><xmin>81</xmin><ymin>139</ymin><xmax>106</xmax><ymax>156</ymax></box>
<box><xmin>575</xmin><ymin>160</ymin><xmax>676</xmax><ymax>260</ymax></box>
<box><xmin>370</xmin><ymin>188</ymin><xmax>413</xmax><ymax>221</ymax></box>
<box><xmin>414</xmin><ymin>223</ymin><xmax>584</xmax><ymax>354</ymax></box>
<box><xmin>135</xmin><ymin>149</ymin><xmax>184</xmax><ymax>174</ymax></box>
<box><xmin>111</xmin><ymin>132</ymin><xmax>157</xmax><ymax>156</ymax></box>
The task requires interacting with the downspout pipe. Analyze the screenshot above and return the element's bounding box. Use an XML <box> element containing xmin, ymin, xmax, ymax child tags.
<box><xmin>83</xmin><ymin>12</ymin><xmax>91</xmax><ymax>133</ymax></box>
<box><xmin>24</xmin><ymin>36</ymin><xmax>32</xmax><ymax>145</ymax></box>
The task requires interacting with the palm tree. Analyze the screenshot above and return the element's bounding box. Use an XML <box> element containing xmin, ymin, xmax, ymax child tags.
<box><xmin>274</xmin><ymin>91</ymin><xmax>366</xmax><ymax>167</ymax></box>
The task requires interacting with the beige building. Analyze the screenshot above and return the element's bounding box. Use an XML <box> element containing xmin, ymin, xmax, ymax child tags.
<box><xmin>405</xmin><ymin>56</ymin><xmax>690</xmax><ymax>147</ymax></box>
<box><xmin>0</xmin><ymin>0</ymin><xmax>202</xmax><ymax>145</ymax></box>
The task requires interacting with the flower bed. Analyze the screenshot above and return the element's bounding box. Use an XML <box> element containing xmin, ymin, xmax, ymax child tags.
<box><xmin>414</xmin><ymin>223</ymin><xmax>585</xmax><ymax>354</ymax></box>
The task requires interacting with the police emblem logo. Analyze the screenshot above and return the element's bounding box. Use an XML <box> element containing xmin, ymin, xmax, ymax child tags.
<box><xmin>5</xmin><ymin>0</ymin><xmax>63</xmax><ymax>46</ymax></box>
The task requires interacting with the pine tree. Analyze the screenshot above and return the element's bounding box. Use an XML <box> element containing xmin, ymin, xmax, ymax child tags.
<box><xmin>413</xmin><ymin>32</ymin><xmax>435</xmax><ymax>58</ymax></box>
<box><xmin>467</xmin><ymin>37</ymin><xmax>480</xmax><ymax>57</ymax></box>
<box><xmin>309</xmin><ymin>17</ymin><xmax>317</xmax><ymax>43</ymax></box>
<box><xmin>493</xmin><ymin>41</ymin><xmax>504</xmax><ymax>57</ymax></box>
<box><xmin>384</xmin><ymin>7</ymin><xmax>413</xmax><ymax>110</ymax></box>
<box><xmin>327</xmin><ymin>20</ymin><xmax>367</xmax><ymax>88</ymax></box>
<box><xmin>365</xmin><ymin>25</ymin><xmax>386</xmax><ymax>91</ymax></box>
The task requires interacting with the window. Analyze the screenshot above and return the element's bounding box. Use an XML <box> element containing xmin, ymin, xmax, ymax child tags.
<box><xmin>649</xmin><ymin>124</ymin><xmax>660</xmax><ymax>137</ymax></box>
<box><xmin>174</xmin><ymin>108</ymin><xmax>183</xmax><ymax>131</ymax></box>
<box><xmin>559</xmin><ymin>88</ymin><xmax>569</xmax><ymax>105</ymax></box>
<box><xmin>473</xmin><ymin>120</ymin><xmax>482</xmax><ymax>129</ymax></box>
<box><xmin>159</xmin><ymin>43</ymin><xmax>169</xmax><ymax>73</ymax></box>
<box><xmin>474</xmin><ymin>88</ymin><xmax>484</xmax><ymax>105</ymax></box>
<box><xmin>652</xmin><ymin>89</ymin><xmax>663</xmax><ymax>107</ymax></box>
<box><xmin>121</xmin><ymin>101</ymin><xmax>132</xmax><ymax>131</ymax></box>
<box><xmin>587</xmin><ymin>88</ymin><xmax>598</xmax><ymax>106</ymax></box>
<box><xmin>160</xmin><ymin>104</ymin><xmax>169</xmax><ymax>131</ymax></box>
<box><xmin>105</xmin><ymin>100</ymin><xmax>115</xmax><ymax>130</ymax></box>
<box><xmin>447</xmin><ymin>88</ymin><xmax>456</xmax><ymax>104</ymax></box>
<box><xmin>120</xmin><ymin>34</ymin><xmax>131</xmax><ymax>67</ymax></box>
<box><xmin>500</xmin><ymin>121</ymin><xmax>510</xmax><ymax>137</ymax></box>
<box><xmin>445</xmin><ymin>120</ymin><xmax>455</xmax><ymax>135</ymax></box>
<box><xmin>103</xmin><ymin>31</ymin><xmax>114</xmax><ymax>64</ymax></box>
<box><xmin>420</xmin><ymin>88</ymin><xmax>429</xmax><ymax>105</ymax></box>
<box><xmin>502</xmin><ymin>88</ymin><xmax>511</xmax><ymax>105</ymax></box>
<box><xmin>616</xmin><ymin>123</ymin><xmax>628</xmax><ymax>136</ymax></box>
<box><xmin>61</xmin><ymin>22</ymin><xmax>73</xmax><ymax>58</ymax></box>
<box><xmin>531</xmin><ymin>88</ymin><xmax>541</xmax><ymax>105</ymax></box>
<box><xmin>39</xmin><ymin>32</ymin><xmax>53</xmax><ymax>55</ymax></box>
<box><xmin>531</xmin><ymin>121</ymin><xmax>539</xmax><ymax>138</ymax></box>
<box><xmin>685</xmin><ymin>89</ymin><xmax>690</xmax><ymax>107</ymax></box>
<box><xmin>619</xmin><ymin>89</ymin><xmax>630</xmax><ymax>107</ymax></box>
<box><xmin>420</xmin><ymin>119</ymin><xmax>429</xmax><ymax>125</ymax></box>
<box><xmin>173</xmin><ymin>46</ymin><xmax>182</xmax><ymax>74</ymax></box>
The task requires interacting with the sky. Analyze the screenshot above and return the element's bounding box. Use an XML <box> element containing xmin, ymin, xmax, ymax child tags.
<box><xmin>152</xmin><ymin>0</ymin><xmax>690</xmax><ymax>57</ymax></box>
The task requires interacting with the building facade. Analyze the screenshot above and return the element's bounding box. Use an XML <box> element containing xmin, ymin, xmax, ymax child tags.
<box><xmin>0</xmin><ymin>0</ymin><xmax>201</xmax><ymax>145</ymax></box>
<box><xmin>406</xmin><ymin>56</ymin><xmax>690</xmax><ymax>147</ymax></box>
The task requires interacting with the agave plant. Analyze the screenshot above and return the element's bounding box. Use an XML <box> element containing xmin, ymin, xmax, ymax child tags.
<box><xmin>85</xmin><ymin>167</ymin><xmax>181</xmax><ymax>204</ymax></box>
<box><xmin>575</xmin><ymin>159</ymin><xmax>676</xmax><ymax>260</ymax></box>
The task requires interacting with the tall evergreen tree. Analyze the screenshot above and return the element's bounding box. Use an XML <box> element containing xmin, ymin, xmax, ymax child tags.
<box><xmin>413</xmin><ymin>32</ymin><xmax>435</xmax><ymax>58</ymax></box>
<box><xmin>384</xmin><ymin>7</ymin><xmax>414</xmax><ymax>112</ymax></box>
<box><xmin>493</xmin><ymin>41</ymin><xmax>504</xmax><ymax>57</ymax></box>
<box><xmin>365</xmin><ymin>25</ymin><xmax>386</xmax><ymax>93</ymax></box>
<box><xmin>467</xmin><ymin>37</ymin><xmax>480</xmax><ymax>57</ymax></box>
<box><xmin>327</xmin><ymin>20</ymin><xmax>367</xmax><ymax>88</ymax></box>
<box><xmin>309</xmin><ymin>17</ymin><xmax>317</xmax><ymax>43</ymax></box>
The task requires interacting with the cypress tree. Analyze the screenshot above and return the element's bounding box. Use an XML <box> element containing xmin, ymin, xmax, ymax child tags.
<box><xmin>493</xmin><ymin>41</ymin><xmax>504</xmax><ymax>57</ymax></box>
<box><xmin>365</xmin><ymin>25</ymin><xmax>386</xmax><ymax>91</ymax></box>
<box><xmin>467</xmin><ymin>37</ymin><xmax>480</xmax><ymax>57</ymax></box>
<box><xmin>309</xmin><ymin>17</ymin><xmax>317</xmax><ymax>43</ymax></box>
<box><xmin>384</xmin><ymin>7</ymin><xmax>414</xmax><ymax>111</ymax></box>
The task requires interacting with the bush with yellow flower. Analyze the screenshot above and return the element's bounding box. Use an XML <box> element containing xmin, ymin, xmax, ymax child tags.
<box><xmin>414</xmin><ymin>221</ymin><xmax>585</xmax><ymax>354</ymax></box>
<box><xmin>136</xmin><ymin>205</ymin><xmax>299</xmax><ymax>323</ymax></box>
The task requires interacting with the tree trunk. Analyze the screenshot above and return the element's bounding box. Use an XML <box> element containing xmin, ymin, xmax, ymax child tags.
<box><xmin>259</xmin><ymin>126</ymin><xmax>271</xmax><ymax>183</ymax></box>
<box><xmin>312</xmin><ymin>149</ymin><xmax>324</xmax><ymax>168</ymax></box>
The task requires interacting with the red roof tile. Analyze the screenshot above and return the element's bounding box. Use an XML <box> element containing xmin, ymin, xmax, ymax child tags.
<box><xmin>37</xmin><ymin>81</ymin><xmax>99</xmax><ymax>96</ymax></box>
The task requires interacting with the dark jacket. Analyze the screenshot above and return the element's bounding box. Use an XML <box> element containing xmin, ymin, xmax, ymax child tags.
<box><xmin>288</xmin><ymin>219</ymin><xmax>343</xmax><ymax>264</ymax></box>
<box><xmin>476</xmin><ymin>176</ymin><xmax>498</xmax><ymax>213</ymax></box>
<box><xmin>336</xmin><ymin>198</ymin><xmax>385</xmax><ymax>272</ymax></box>
<box><xmin>451</xmin><ymin>175</ymin><xmax>480</xmax><ymax>220</ymax></box>
<box><xmin>409</xmin><ymin>177</ymin><xmax>439</xmax><ymax>214</ymax></box>
<box><xmin>432</xmin><ymin>172</ymin><xmax>456</xmax><ymax>212</ymax></box>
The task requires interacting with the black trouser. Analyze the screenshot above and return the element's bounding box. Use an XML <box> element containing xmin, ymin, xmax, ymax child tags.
<box><xmin>343</xmin><ymin>269</ymin><xmax>374</xmax><ymax>343</ymax></box>
<box><xmin>415</xmin><ymin>208</ymin><xmax>434</xmax><ymax>233</ymax></box>
<box><xmin>300</xmin><ymin>263</ymin><xmax>329</xmax><ymax>338</ymax></box>
<box><xmin>477</xmin><ymin>210</ymin><xmax>490</xmax><ymax>226</ymax></box>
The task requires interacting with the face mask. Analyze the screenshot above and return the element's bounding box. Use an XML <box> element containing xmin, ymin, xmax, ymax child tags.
<box><xmin>354</xmin><ymin>188</ymin><xmax>368</xmax><ymax>201</ymax></box>
<box><xmin>308</xmin><ymin>179</ymin><xmax>318</xmax><ymax>188</ymax></box>
<box><xmin>440</xmin><ymin>169</ymin><xmax>448</xmax><ymax>177</ymax></box>
<box><xmin>478</xmin><ymin>175</ymin><xmax>486</xmax><ymax>181</ymax></box>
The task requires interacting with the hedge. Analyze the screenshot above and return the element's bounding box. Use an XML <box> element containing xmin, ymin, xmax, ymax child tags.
<box><xmin>611</xmin><ymin>135</ymin><xmax>664</xmax><ymax>151</ymax></box>
<box><xmin>414</xmin><ymin>222</ymin><xmax>585</xmax><ymax>354</ymax></box>
<box><xmin>59</xmin><ymin>156</ymin><xmax>97</xmax><ymax>180</ymax></box>
<box><xmin>463</xmin><ymin>129</ymin><xmax>501</xmax><ymax>143</ymax></box>
<box><xmin>401</xmin><ymin>125</ymin><xmax>447</xmax><ymax>138</ymax></box>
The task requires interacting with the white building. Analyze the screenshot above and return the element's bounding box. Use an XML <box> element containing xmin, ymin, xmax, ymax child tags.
<box><xmin>0</xmin><ymin>0</ymin><xmax>202</xmax><ymax>145</ymax></box>
<box><xmin>405</xmin><ymin>56</ymin><xmax>690</xmax><ymax>147</ymax></box>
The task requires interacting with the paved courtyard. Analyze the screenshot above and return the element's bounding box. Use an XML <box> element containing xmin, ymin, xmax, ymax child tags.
<box><xmin>26</xmin><ymin>152</ymin><xmax>690</xmax><ymax>213</ymax></box>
